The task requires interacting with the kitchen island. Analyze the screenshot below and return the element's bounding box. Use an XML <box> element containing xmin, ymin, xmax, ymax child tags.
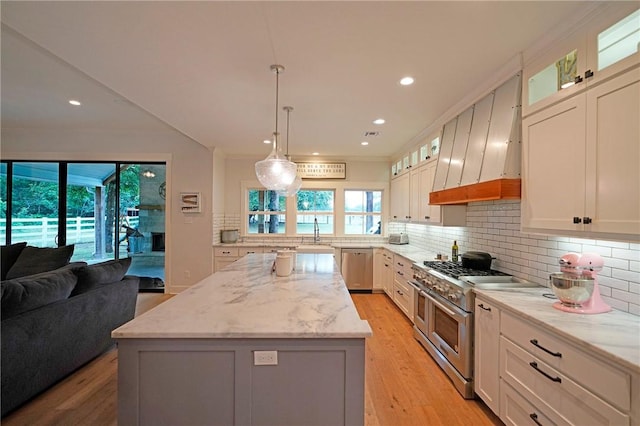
<box><xmin>113</xmin><ymin>253</ymin><xmax>372</xmax><ymax>426</ymax></box>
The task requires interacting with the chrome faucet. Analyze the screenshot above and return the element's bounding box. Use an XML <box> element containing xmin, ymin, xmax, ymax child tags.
<box><xmin>313</xmin><ymin>218</ymin><xmax>320</xmax><ymax>243</ymax></box>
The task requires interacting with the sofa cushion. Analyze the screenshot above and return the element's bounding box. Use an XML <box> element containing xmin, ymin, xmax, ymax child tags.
<box><xmin>0</xmin><ymin>242</ymin><xmax>27</xmax><ymax>281</ymax></box>
<box><xmin>5</xmin><ymin>244</ymin><xmax>75</xmax><ymax>280</ymax></box>
<box><xmin>1</xmin><ymin>269</ymin><xmax>78</xmax><ymax>320</ymax></box>
<box><xmin>71</xmin><ymin>257</ymin><xmax>132</xmax><ymax>295</ymax></box>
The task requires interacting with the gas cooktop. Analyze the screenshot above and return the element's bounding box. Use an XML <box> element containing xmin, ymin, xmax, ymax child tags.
<box><xmin>422</xmin><ymin>261</ymin><xmax>509</xmax><ymax>280</ymax></box>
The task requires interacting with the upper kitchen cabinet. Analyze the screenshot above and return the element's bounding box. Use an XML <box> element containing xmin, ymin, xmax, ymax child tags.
<box><xmin>430</xmin><ymin>73</ymin><xmax>522</xmax><ymax>205</ymax></box>
<box><xmin>522</xmin><ymin>65</ymin><xmax>640</xmax><ymax>240</ymax></box>
<box><xmin>523</xmin><ymin>4</ymin><xmax>640</xmax><ymax>117</ymax></box>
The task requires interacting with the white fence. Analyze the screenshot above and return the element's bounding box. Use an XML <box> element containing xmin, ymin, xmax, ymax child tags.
<box><xmin>0</xmin><ymin>217</ymin><xmax>139</xmax><ymax>246</ymax></box>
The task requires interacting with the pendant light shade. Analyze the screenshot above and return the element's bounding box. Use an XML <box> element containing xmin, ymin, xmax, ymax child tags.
<box><xmin>255</xmin><ymin>134</ymin><xmax>297</xmax><ymax>190</ymax></box>
<box><xmin>255</xmin><ymin>64</ymin><xmax>297</xmax><ymax>191</ymax></box>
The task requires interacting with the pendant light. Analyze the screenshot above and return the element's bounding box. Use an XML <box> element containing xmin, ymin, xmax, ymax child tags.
<box><xmin>278</xmin><ymin>106</ymin><xmax>302</xmax><ymax>197</ymax></box>
<box><xmin>255</xmin><ymin>64</ymin><xmax>297</xmax><ymax>191</ymax></box>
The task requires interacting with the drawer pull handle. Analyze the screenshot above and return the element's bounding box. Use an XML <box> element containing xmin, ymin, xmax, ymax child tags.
<box><xmin>530</xmin><ymin>339</ymin><xmax>562</xmax><ymax>358</ymax></box>
<box><xmin>397</xmin><ymin>290</ymin><xmax>404</xmax><ymax>296</ymax></box>
<box><xmin>529</xmin><ymin>361</ymin><xmax>561</xmax><ymax>383</ymax></box>
<box><xmin>529</xmin><ymin>413</ymin><xmax>543</xmax><ymax>426</ymax></box>
<box><xmin>478</xmin><ymin>303</ymin><xmax>491</xmax><ymax>311</ymax></box>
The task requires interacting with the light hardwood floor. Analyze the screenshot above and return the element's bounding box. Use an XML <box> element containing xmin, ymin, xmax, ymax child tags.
<box><xmin>3</xmin><ymin>293</ymin><xmax>501</xmax><ymax>426</ymax></box>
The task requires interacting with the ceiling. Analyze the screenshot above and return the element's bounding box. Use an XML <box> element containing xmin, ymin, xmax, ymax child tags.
<box><xmin>1</xmin><ymin>1</ymin><xmax>603</xmax><ymax>160</ymax></box>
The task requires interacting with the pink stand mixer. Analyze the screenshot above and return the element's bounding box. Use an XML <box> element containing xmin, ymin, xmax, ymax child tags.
<box><xmin>549</xmin><ymin>252</ymin><xmax>611</xmax><ymax>314</ymax></box>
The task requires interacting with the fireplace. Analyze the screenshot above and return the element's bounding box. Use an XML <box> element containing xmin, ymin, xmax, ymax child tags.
<box><xmin>151</xmin><ymin>232</ymin><xmax>165</xmax><ymax>252</ymax></box>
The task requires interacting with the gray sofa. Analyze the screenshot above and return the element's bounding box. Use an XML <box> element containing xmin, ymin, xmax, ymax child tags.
<box><xmin>1</xmin><ymin>243</ymin><xmax>139</xmax><ymax>416</ymax></box>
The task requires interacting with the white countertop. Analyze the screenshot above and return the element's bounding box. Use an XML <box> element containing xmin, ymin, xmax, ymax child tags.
<box><xmin>474</xmin><ymin>286</ymin><xmax>640</xmax><ymax>374</ymax></box>
<box><xmin>113</xmin><ymin>253</ymin><xmax>372</xmax><ymax>339</ymax></box>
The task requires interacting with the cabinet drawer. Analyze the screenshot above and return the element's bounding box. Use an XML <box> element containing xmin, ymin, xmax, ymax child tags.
<box><xmin>500</xmin><ymin>381</ymin><xmax>560</xmax><ymax>426</ymax></box>
<box><xmin>214</xmin><ymin>247</ymin><xmax>239</xmax><ymax>257</ymax></box>
<box><xmin>501</xmin><ymin>312</ymin><xmax>630</xmax><ymax>411</ymax></box>
<box><xmin>393</xmin><ymin>281</ymin><xmax>412</xmax><ymax>316</ymax></box>
<box><xmin>500</xmin><ymin>337</ymin><xmax>629</xmax><ymax>426</ymax></box>
<box><xmin>239</xmin><ymin>247</ymin><xmax>264</xmax><ymax>256</ymax></box>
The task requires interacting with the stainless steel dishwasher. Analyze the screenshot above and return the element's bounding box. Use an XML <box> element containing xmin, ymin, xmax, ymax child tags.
<box><xmin>340</xmin><ymin>248</ymin><xmax>373</xmax><ymax>291</ymax></box>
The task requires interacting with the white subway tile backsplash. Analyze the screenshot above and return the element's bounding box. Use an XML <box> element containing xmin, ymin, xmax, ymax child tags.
<box><xmin>400</xmin><ymin>200</ymin><xmax>640</xmax><ymax>316</ymax></box>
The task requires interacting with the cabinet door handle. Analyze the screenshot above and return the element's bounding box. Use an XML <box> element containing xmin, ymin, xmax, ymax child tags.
<box><xmin>424</xmin><ymin>216</ymin><xmax>430</xmax><ymax>219</ymax></box>
<box><xmin>478</xmin><ymin>303</ymin><xmax>491</xmax><ymax>311</ymax></box>
<box><xmin>583</xmin><ymin>216</ymin><xmax>592</xmax><ymax>224</ymax></box>
<box><xmin>585</xmin><ymin>69</ymin><xmax>594</xmax><ymax>79</ymax></box>
<box><xmin>573</xmin><ymin>216</ymin><xmax>582</xmax><ymax>224</ymax></box>
<box><xmin>529</xmin><ymin>339</ymin><xmax>562</xmax><ymax>357</ymax></box>
<box><xmin>574</xmin><ymin>75</ymin><xmax>583</xmax><ymax>84</ymax></box>
<box><xmin>529</xmin><ymin>413</ymin><xmax>543</xmax><ymax>426</ymax></box>
<box><xmin>529</xmin><ymin>361</ymin><xmax>561</xmax><ymax>383</ymax></box>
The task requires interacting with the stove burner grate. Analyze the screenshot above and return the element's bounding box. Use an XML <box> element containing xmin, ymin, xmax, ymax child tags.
<box><xmin>423</xmin><ymin>261</ymin><xmax>508</xmax><ymax>279</ymax></box>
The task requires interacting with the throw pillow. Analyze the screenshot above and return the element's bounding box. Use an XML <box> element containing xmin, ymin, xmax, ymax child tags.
<box><xmin>71</xmin><ymin>257</ymin><xmax>132</xmax><ymax>296</ymax></box>
<box><xmin>5</xmin><ymin>244</ymin><xmax>75</xmax><ymax>280</ymax></box>
<box><xmin>1</xmin><ymin>269</ymin><xmax>78</xmax><ymax>320</ymax></box>
<box><xmin>0</xmin><ymin>242</ymin><xmax>27</xmax><ymax>280</ymax></box>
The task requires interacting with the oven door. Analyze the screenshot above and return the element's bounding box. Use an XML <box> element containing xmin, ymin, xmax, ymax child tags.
<box><xmin>410</xmin><ymin>281</ymin><xmax>429</xmax><ymax>336</ymax></box>
<box><xmin>425</xmin><ymin>291</ymin><xmax>473</xmax><ymax>379</ymax></box>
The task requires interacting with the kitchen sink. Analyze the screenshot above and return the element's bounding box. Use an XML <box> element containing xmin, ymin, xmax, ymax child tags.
<box><xmin>295</xmin><ymin>245</ymin><xmax>335</xmax><ymax>254</ymax></box>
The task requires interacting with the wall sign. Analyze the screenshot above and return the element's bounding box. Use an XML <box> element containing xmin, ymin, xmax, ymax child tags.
<box><xmin>297</xmin><ymin>162</ymin><xmax>346</xmax><ymax>179</ymax></box>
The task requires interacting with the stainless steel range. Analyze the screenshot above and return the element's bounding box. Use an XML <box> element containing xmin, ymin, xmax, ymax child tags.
<box><xmin>410</xmin><ymin>260</ymin><xmax>515</xmax><ymax>399</ymax></box>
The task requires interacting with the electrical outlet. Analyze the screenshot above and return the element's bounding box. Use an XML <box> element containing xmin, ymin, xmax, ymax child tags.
<box><xmin>254</xmin><ymin>350</ymin><xmax>278</xmax><ymax>366</ymax></box>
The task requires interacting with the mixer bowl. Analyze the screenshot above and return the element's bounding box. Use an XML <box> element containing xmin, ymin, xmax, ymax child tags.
<box><xmin>549</xmin><ymin>273</ymin><xmax>594</xmax><ymax>306</ymax></box>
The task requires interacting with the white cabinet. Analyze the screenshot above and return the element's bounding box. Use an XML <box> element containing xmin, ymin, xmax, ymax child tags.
<box><xmin>390</xmin><ymin>161</ymin><xmax>466</xmax><ymax>226</ymax></box>
<box><xmin>392</xmin><ymin>254</ymin><xmax>414</xmax><ymax>322</ymax></box>
<box><xmin>522</xmin><ymin>66</ymin><xmax>640</xmax><ymax>240</ymax></box>
<box><xmin>382</xmin><ymin>250</ymin><xmax>394</xmax><ymax>297</ymax></box>
<box><xmin>499</xmin><ymin>311</ymin><xmax>631</xmax><ymax>426</ymax></box>
<box><xmin>474</xmin><ymin>296</ymin><xmax>500</xmax><ymax>416</ymax></box>
<box><xmin>523</xmin><ymin>4</ymin><xmax>639</xmax><ymax>117</ymax></box>
<box><xmin>373</xmin><ymin>249</ymin><xmax>384</xmax><ymax>291</ymax></box>
<box><xmin>213</xmin><ymin>247</ymin><xmax>240</xmax><ymax>272</ymax></box>
<box><xmin>390</xmin><ymin>172</ymin><xmax>410</xmax><ymax>221</ymax></box>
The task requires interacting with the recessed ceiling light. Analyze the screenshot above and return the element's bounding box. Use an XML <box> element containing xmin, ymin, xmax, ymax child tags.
<box><xmin>312</xmin><ymin>152</ymin><xmax>319</xmax><ymax>156</ymax></box>
<box><xmin>400</xmin><ymin>77</ymin><xmax>414</xmax><ymax>86</ymax></box>
<box><xmin>263</xmin><ymin>139</ymin><xmax>272</xmax><ymax>144</ymax></box>
<box><xmin>361</xmin><ymin>141</ymin><xmax>369</xmax><ymax>146</ymax></box>
<box><xmin>373</xmin><ymin>118</ymin><xmax>385</xmax><ymax>125</ymax></box>
<box><xmin>68</xmin><ymin>100</ymin><xmax>81</xmax><ymax>106</ymax></box>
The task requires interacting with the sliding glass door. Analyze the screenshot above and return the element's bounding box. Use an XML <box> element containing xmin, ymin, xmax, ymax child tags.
<box><xmin>1</xmin><ymin>161</ymin><xmax>166</xmax><ymax>280</ymax></box>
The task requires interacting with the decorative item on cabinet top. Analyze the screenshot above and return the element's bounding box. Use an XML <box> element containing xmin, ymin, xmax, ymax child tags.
<box><xmin>429</xmin><ymin>73</ymin><xmax>522</xmax><ymax>205</ymax></box>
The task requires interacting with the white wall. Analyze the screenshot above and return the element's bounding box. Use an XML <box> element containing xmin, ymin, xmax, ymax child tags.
<box><xmin>1</xmin><ymin>127</ymin><xmax>213</xmax><ymax>293</ymax></box>
<box><xmin>389</xmin><ymin>200</ymin><xmax>640</xmax><ymax>316</ymax></box>
<box><xmin>214</xmin><ymin>158</ymin><xmax>390</xmax><ymax>244</ymax></box>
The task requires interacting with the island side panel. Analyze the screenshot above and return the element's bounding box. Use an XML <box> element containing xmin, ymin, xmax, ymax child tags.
<box><xmin>117</xmin><ymin>338</ymin><xmax>366</xmax><ymax>426</ymax></box>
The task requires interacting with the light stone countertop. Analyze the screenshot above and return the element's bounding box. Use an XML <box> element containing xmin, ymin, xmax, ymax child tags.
<box><xmin>474</xmin><ymin>286</ymin><xmax>640</xmax><ymax>374</ymax></box>
<box><xmin>113</xmin><ymin>253</ymin><xmax>372</xmax><ymax>339</ymax></box>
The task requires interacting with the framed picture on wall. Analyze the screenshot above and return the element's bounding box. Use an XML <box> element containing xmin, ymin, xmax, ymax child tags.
<box><xmin>180</xmin><ymin>192</ymin><xmax>201</xmax><ymax>213</ymax></box>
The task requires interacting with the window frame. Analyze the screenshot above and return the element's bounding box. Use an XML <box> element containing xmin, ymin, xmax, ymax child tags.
<box><xmin>240</xmin><ymin>180</ymin><xmax>387</xmax><ymax>237</ymax></box>
<box><xmin>344</xmin><ymin>189</ymin><xmax>382</xmax><ymax>235</ymax></box>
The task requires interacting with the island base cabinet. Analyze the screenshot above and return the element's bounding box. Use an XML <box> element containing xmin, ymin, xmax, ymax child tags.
<box><xmin>117</xmin><ymin>338</ymin><xmax>366</xmax><ymax>426</ymax></box>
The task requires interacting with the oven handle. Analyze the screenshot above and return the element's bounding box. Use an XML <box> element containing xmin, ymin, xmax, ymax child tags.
<box><xmin>424</xmin><ymin>291</ymin><xmax>470</xmax><ymax>323</ymax></box>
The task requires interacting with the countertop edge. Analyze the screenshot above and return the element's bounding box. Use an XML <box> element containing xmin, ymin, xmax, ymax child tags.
<box><xmin>474</xmin><ymin>288</ymin><xmax>640</xmax><ymax>375</ymax></box>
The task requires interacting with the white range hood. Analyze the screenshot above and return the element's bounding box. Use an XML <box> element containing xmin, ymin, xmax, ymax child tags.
<box><xmin>430</xmin><ymin>73</ymin><xmax>522</xmax><ymax>205</ymax></box>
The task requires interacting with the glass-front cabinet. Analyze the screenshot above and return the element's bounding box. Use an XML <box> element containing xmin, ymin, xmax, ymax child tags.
<box><xmin>523</xmin><ymin>4</ymin><xmax>639</xmax><ymax>117</ymax></box>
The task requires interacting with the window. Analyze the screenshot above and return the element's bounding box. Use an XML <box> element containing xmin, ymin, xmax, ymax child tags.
<box><xmin>344</xmin><ymin>190</ymin><xmax>381</xmax><ymax>235</ymax></box>
<box><xmin>296</xmin><ymin>190</ymin><xmax>334</xmax><ymax>234</ymax></box>
<box><xmin>598</xmin><ymin>9</ymin><xmax>640</xmax><ymax>71</ymax></box>
<box><xmin>247</xmin><ymin>189</ymin><xmax>286</xmax><ymax>234</ymax></box>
